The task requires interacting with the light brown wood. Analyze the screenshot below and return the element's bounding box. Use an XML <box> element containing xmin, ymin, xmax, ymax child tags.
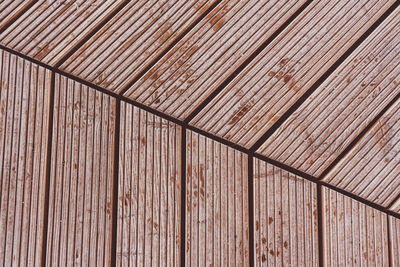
<box><xmin>322</xmin><ymin>187</ymin><xmax>389</xmax><ymax>266</ymax></box>
<box><xmin>0</xmin><ymin>49</ymin><xmax>51</xmax><ymax>266</ymax></box>
<box><xmin>45</xmin><ymin>75</ymin><xmax>116</xmax><ymax>266</ymax></box>
<box><xmin>389</xmin><ymin>216</ymin><xmax>400</xmax><ymax>266</ymax></box>
<box><xmin>0</xmin><ymin>0</ymin><xmax>123</xmax><ymax>65</ymax></box>
<box><xmin>0</xmin><ymin>1</ymin><xmax>35</xmax><ymax>32</ymax></box>
<box><xmin>253</xmin><ymin>159</ymin><xmax>318</xmax><ymax>266</ymax></box>
<box><xmin>258</xmin><ymin>6</ymin><xmax>400</xmax><ymax>177</ymax></box>
<box><xmin>186</xmin><ymin>130</ymin><xmax>249</xmax><ymax>266</ymax></box>
<box><xmin>117</xmin><ymin>102</ymin><xmax>181</xmax><ymax>266</ymax></box>
<box><xmin>123</xmin><ymin>0</ymin><xmax>307</xmax><ymax>119</ymax></box>
<box><xmin>192</xmin><ymin>0</ymin><xmax>395</xmax><ymax>148</ymax></box>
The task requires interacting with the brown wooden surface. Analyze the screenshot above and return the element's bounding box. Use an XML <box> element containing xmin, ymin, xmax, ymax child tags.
<box><xmin>0</xmin><ymin>1</ymin><xmax>35</xmax><ymax>32</ymax></box>
<box><xmin>0</xmin><ymin>49</ymin><xmax>51</xmax><ymax>266</ymax></box>
<box><xmin>389</xmin><ymin>216</ymin><xmax>400</xmax><ymax>266</ymax></box>
<box><xmin>191</xmin><ymin>0</ymin><xmax>395</xmax><ymax>148</ymax></box>
<box><xmin>322</xmin><ymin>96</ymin><xmax>400</xmax><ymax>208</ymax></box>
<box><xmin>117</xmin><ymin>102</ymin><xmax>181</xmax><ymax>266</ymax></box>
<box><xmin>61</xmin><ymin>0</ymin><xmax>218</xmax><ymax>93</ymax></box>
<box><xmin>258</xmin><ymin>5</ymin><xmax>400</xmax><ymax>177</ymax></box>
<box><xmin>45</xmin><ymin>75</ymin><xmax>116</xmax><ymax>266</ymax></box>
<box><xmin>0</xmin><ymin>0</ymin><xmax>123</xmax><ymax>65</ymax></box>
<box><xmin>322</xmin><ymin>187</ymin><xmax>389</xmax><ymax>266</ymax></box>
<box><xmin>123</xmin><ymin>0</ymin><xmax>307</xmax><ymax>119</ymax></box>
<box><xmin>186</xmin><ymin>130</ymin><xmax>249</xmax><ymax>266</ymax></box>
<box><xmin>254</xmin><ymin>159</ymin><xmax>318</xmax><ymax>266</ymax></box>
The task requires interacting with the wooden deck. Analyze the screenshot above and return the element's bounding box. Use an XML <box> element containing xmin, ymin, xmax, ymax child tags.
<box><xmin>1</xmin><ymin>0</ymin><xmax>400</xmax><ymax>266</ymax></box>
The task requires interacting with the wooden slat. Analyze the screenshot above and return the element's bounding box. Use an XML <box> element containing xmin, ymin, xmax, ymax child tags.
<box><xmin>117</xmin><ymin>102</ymin><xmax>181</xmax><ymax>266</ymax></box>
<box><xmin>186</xmin><ymin>130</ymin><xmax>249</xmax><ymax>266</ymax></box>
<box><xmin>61</xmin><ymin>0</ymin><xmax>218</xmax><ymax>93</ymax></box>
<box><xmin>0</xmin><ymin>1</ymin><xmax>34</xmax><ymax>32</ymax></box>
<box><xmin>389</xmin><ymin>216</ymin><xmax>400</xmax><ymax>266</ymax></box>
<box><xmin>0</xmin><ymin>0</ymin><xmax>122</xmax><ymax>65</ymax></box>
<box><xmin>322</xmin><ymin>96</ymin><xmax>400</xmax><ymax>208</ymax></box>
<box><xmin>322</xmin><ymin>187</ymin><xmax>389</xmax><ymax>266</ymax></box>
<box><xmin>253</xmin><ymin>159</ymin><xmax>318</xmax><ymax>266</ymax></box>
<box><xmin>122</xmin><ymin>0</ymin><xmax>307</xmax><ymax>119</ymax></box>
<box><xmin>191</xmin><ymin>0</ymin><xmax>395</xmax><ymax>148</ymax></box>
<box><xmin>0</xmin><ymin>49</ymin><xmax>51</xmax><ymax>266</ymax></box>
<box><xmin>45</xmin><ymin>75</ymin><xmax>116</xmax><ymax>266</ymax></box>
<box><xmin>258</xmin><ymin>6</ymin><xmax>400</xmax><ymax>177</ymax></box>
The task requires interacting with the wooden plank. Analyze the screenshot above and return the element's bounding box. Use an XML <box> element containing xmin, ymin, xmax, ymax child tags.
<box><xmin>45</xmin><ymin>75</ymin><xmax>116</xmax><ymax>266</ymax></box>
<box><xmin>0</xmin><ymin>49</ymin><xmax>51</xmax><ymax>267</ymax></box>
<box><xmin>185</xmin><ymin>130</ymin><xmax>249</xmax><ymax>266</ymax></box>
<box><xmin>61</xmin><ymin>0</ymin><xmax>219</xmax><ymax>93</ymax></box>
<box><xmin>191</xmin><ymin>0</ymin><xmax>395</xmax><ymax>148</ymax></box>
<box><xmin>0</xmin><ymin>0</ymin><xmax>123</xmax><ymax>65</ymax></box>
<box><xmin>253</xmin><ymin>159</ymin><xmax>318</xmax><ymax>266</ymax></box>
<box><xmin>258</xmin><ymin>6</ymin><xmax>400</xmax><ymax>176</ymax></box>
<box><xmin>322</xmin><ymin>96</ymin><xmax>400</xmax><ymax>208</ymax></box>
<box><xmin>117</xmin><ymin>102</ymin><xmax>181</xmax><ymax>266</ymax></box>
<box><xmin>389</xmin><ymin>216</ymin><xmax>400</xmax><ymax>267</ymax></box>
<box><xmin>0</xmin><ymin>1</ymin><xmax>34</xmax><ymax>32</ymax></box>
<box><xmin>322</xmin><ymin>187</ymin><xmax>389</xmax><ymax>267</ymax></box>
<box><xmin>123</xmin><ymin>0</ymin><xmax>307</xmax><ymax>119</ymax></box>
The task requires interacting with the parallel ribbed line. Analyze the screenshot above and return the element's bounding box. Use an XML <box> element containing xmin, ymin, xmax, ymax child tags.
<box><xmin>0</xmin><ymin>0</ymin><xmax>35</xmax><ymax>33</ymax></box>
<box><xmin>389</xmin><ymin>216</ymin><xmax>400</xmax><ymax>266</ymax></box>
<box><xmin>117</xmin><ymin>102</ymin><xmax>181</xmax><ymax>266</ymax></box>
<box><xmin>192</xmin><ymin>0</ymin><xmax>395</xmax><ymax>148</ymax></box>
<box><xmin>61</xmin><ymin>0</ymin><xmax>218</xmax><ymax>93</ymax></box>
<box><xmin>0</xmin><ymin>50</ymin><xmax>51</xmax><ymax>267</ymax></box>
<box><xmin>322</xmin><ymin>187</ymin><xmax>389</xmax><ymax>266</ymax></box>
<box><xmin>253</xmin><ymin>159</ymin><xmax>318</xmax><ymax>266</ymax></box>
<box><xmin>186</xmin><ymin>130</ymin><xmax>249</xmax><ymax>266</ymax></box>
<box><xmin>322</xmin><ymin>96</ymin><xmax>400</xmax><ymax>208</ymax></box>
<box><xmin>123</xmin><ymin>0</ymin><xmax>307</xmax><ymax>120</ymax></box>
<box><xmin>258</xmin><ymin>5</ymin><xmax>400</xmax><ymax>177</ymax></box>
<box><xmin>45</xmin><ymin>75</ymin><xmax>116</xmax><ymax>266</ymax></box>
<box><xmin>0</xmin><ymin>0</ymin><xmax>122</xmax><ymax>65</ymax></box>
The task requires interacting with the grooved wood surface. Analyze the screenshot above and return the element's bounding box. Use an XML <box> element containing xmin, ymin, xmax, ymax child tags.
<box><xmin>45</xmin><ymin>75</ymin><xmax>116</xmax><ymax>266</ymax></box>
<box><xmin>258</xmin><ymin>5</ymin><xmax>400</xmax><ymax>177</ymax></box>
<box><xmin>254</xmin><ymin>159</ymin><xmax>318</xmax><ymax>266</ymax></box>
<box><xmin>186</xmin><ymin>130</ymin><xmax>249</xmax><ymax>266</ymax></box>
<box><xmin>322</xmin><ymin>187</ymin><xmax>389</xmax><ymax>267</ymax></box>
<box><xmin>191</xmin><ymin>0</ymin><xmax>395</xmax><ymax>148</ymax></box>
<box><xmin>61</xmin><ymin>0</ymin><xmax>218</xmax><ymax>93</ymax></box>
<box><xmin>389</xmin><ymin>216</ymin><xmax>400</xmax><ymax>267</ymax></box>
<box><xmin>123</xmin><ymin>0</ymin><xmax>307</xmax><ymax>119</ymax></box>
<box><xmin>0</xmin><ymin>49</ymin><xmax>51</xmax><ymax>267</ymax></box>
<box><xmin>322</xmin><ymin>96</ymin><xmax>400</xmax><ymax>208</ymax></box>
<box><xmin>0</xmin><ymin>1</ymin><xmax>35</xmax><ymax>32</ymax></box>
<box><xmin>117</xmin><ymin>102</ymin><xmax>181</xmax><ymax>266</ymax></box>
<box><xmin>0</xmin><ymin>0</ymin><xmax>123</xmax><ymax>65</ymax></box>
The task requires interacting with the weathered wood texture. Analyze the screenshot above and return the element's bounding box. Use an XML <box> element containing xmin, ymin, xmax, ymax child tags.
<box><xmin>61</xmin><ymin>0</ymin><xmax>218</xmax><ymax>93</ymax></box>
<box><xmin>45</xmin><ymin>75</ymin><xmax>116</xmax><ymax>266</ymax></box>
<box><xmin>258</xmin><ymin>5</ymin><xmax>400</xmax><ymax>177</ymax></box>
<box><xmin>322</xmin><ymin>96</ymin><xmax>400</xmax><ymax>208</ymax></box>
<box><xmin>322</xmin><ymin>187</ymin><xmax>389</xmax><ymax>267</ymax></box>
<box><xmin>0</xmin><ymin>49</ymin><xmax>51</xmax><ymax>267</ymax></box>
<box><xmin>0</xmin><ymin>1</ymin><xmax>35</xmax><ymax>32</ymax></box>
<box><xmin>191</xmin><ymin>0</ymin><xmax>395</xmax><ymax>148</ymax></box>
<box><xmin>186</xmin><ymin>130</ymin><xmax>249</xmax><ymax>266</ymax></box>
<box><xmin>254</xmin><ymin>159</ymin><xmax>318</xmax><ymax>266</ymax></box>
<box><xmin>389</xmin><ymin>216</ymin><xmax>400</xmax><ymax>266</ymax></box>
<box><xmin>117</xmin><ymin>103</ymin><xmax>181</xmax><ymax>266</ymax></box>
<box><xmin>0</xmin><ymin>0</ymin><xmax>123</xmax><ymax>65</ymax></box>
<box><xmin>123</xmin><ymin>0</ymin><xmax>307</xmax><ymax>119</ymax></box>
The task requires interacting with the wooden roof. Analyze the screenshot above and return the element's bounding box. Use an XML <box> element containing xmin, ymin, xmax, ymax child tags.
<box><xmin>1</xmin><ymin>0</ymin><xmax>399</xmax><ymax>266</ymax></box>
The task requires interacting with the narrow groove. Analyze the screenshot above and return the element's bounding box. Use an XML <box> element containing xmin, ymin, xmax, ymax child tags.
<box><xmin>388</xmin><ymin>217</ymin><xmax>393</xmax><ymax>267</ymax></box>
<box><xmin>183</xmin><ymin>0</ymin><xmax>312</xmax><ymax>124</ymax></box>
<box><xmin>248</xmin><ymin>156</ymin><xmax>254</xmax><ymax>267</ymax></box>
<box><xmin>54</xmin><ymin>1</ymin><xmax>130</xmax><ymax>68</ymax></box>
<box><xmin>118</xmin><ymin>0</ymin><xmax>222</xmax><ymax>96</ymax></box>
<box><xmin>40</xmin><ymin>70</ymin><xmax>55</xmax><ymax>267</ymax></box>
<box><xmin>180</xmin><ymin>127</ymin><xmax>186</xmax><ymax>267</ymax></box>
<box><xmin>0</xmin><ymin>0</ymin><xmax>36</xmax><ymax>34</ymax></box>
<box><xmin>388</xmin><ymin>193</ymin><xmax>400</xmax><ymax>210</ymax></box>
<box><xmin>317</xmin><ymin>184</ymin><xmax>323</xmax><ymax>267</ymax></box>
<box><xmin>111</xmin><ymin>100</ymin><xmax>121</xmax><ymax>266</ymax></box>
<box><xmin>249</xmin><ymin>0</ymin><xmax>400</xmax><ymax>153</ymax></box>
